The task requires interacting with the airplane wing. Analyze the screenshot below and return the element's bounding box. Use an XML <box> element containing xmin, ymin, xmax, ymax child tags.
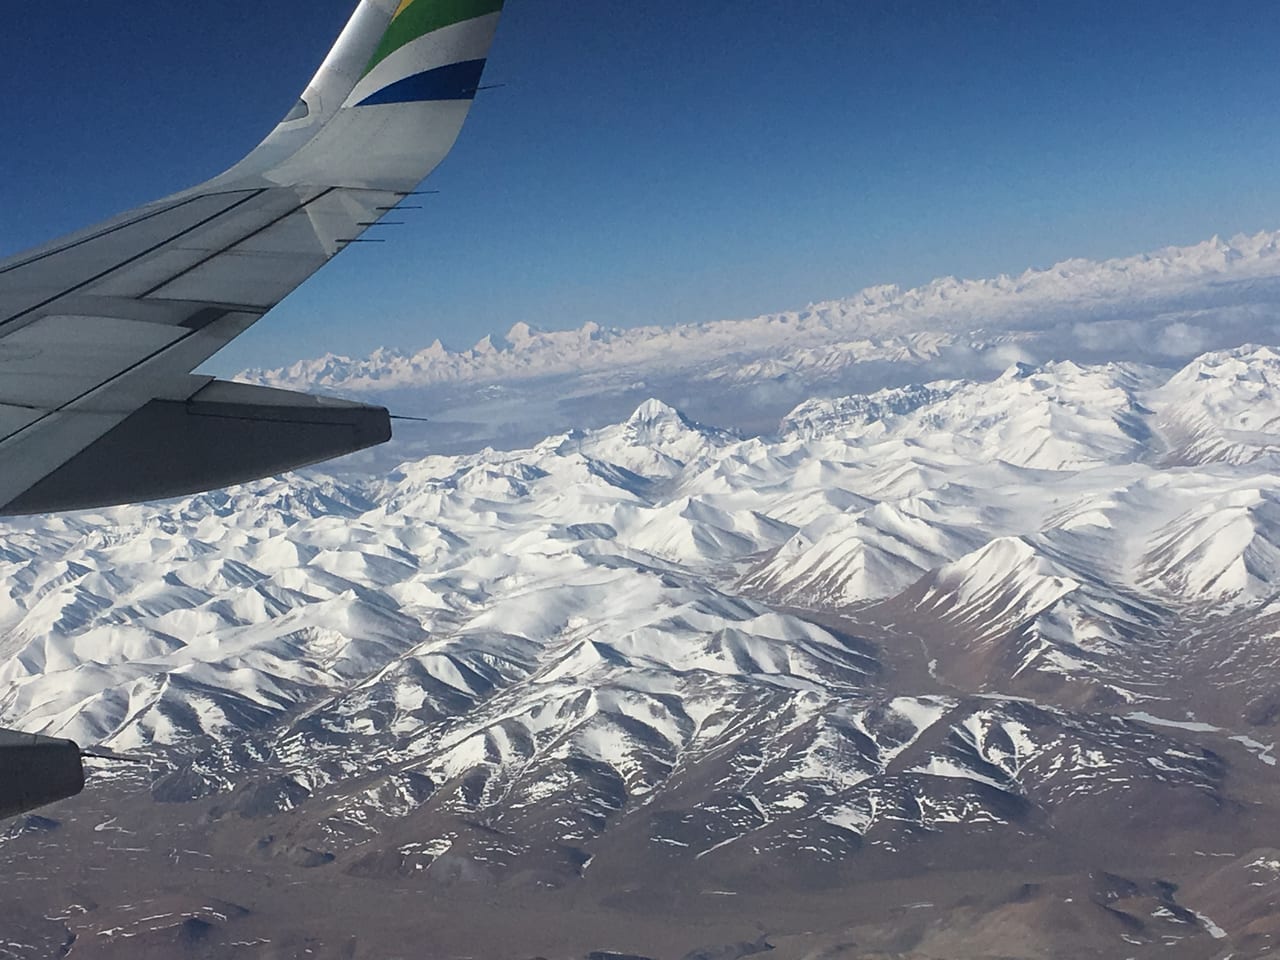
<box><xmin>0</xmin><ymin>0</ymin><xmax>505</xmax><ymax>516</ymax></box>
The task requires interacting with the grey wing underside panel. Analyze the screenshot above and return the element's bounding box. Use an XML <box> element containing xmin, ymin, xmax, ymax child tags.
<box><xmin>0</xmin><ymin>185</ymin><xmax>402</xmax><ymax>513</ymax></box>
<box><xmin>4</xmin><ymin>382</ymin><xmax>392</xmax><ymax>515</ymax></box>
<box><xmin>0</xmin><ymin>730</ymin><xmax>84</xmax><ymax>819</ymax></box>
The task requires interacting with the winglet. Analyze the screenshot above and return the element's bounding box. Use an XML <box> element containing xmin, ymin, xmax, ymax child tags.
<box><xmin>346</xmin><ymin>0</ymin><xmax>504</xmax><ymax>106</ymax></box>
<box><xmin>212</xmin><ymin>0</ymin><xmax>506</xmax><ymax>191</ymax></box>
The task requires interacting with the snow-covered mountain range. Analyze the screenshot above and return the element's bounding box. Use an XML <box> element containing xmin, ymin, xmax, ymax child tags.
<box><xmin>5</xmin><ymin>347</ymin><xmax>1280</xmax><ymax>892</ymax></box>
<box><xmin>242</xmin><ymin>233</ymin><xmax>1280</xmax><ymax>395</ymax></box>
<box><xmin>12</xmin><ymin>348</ymin><xmax>1280</xmax><ymax>752</ymax></box>
<box><xmin>9</xmin><ymin>294</ymin><xmax>1280</xmax><ymax>952</ymax></box>
<box><xmin>234</xmin><ymin>232</ymin><xmax>1280</xmax><ymax>457</ymax></box>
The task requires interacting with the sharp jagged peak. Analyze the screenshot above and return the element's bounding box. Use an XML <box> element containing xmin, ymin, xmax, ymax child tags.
<box><xmin>625</xmin><ymin>398</ymin><xmax>690</xmax><ymax>429</ymax></box>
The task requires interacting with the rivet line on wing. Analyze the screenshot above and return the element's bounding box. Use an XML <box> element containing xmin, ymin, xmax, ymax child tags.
<box><xmin>0</xmin><ymin>190</ymin><xmax>270</xmax><ymax>333</ymax></box>
<box><xmin>134</xmin><ymin>187</ymin><xmax>341</xmax><ymax>300</ymax></box>
<box><xmin>0</xmin><ymin>191</ymin><xmax>254</xmax><ymax>279</ymax></box>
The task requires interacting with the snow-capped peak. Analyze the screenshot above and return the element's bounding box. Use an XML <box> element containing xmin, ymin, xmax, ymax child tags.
<box><xmin>625</xmin><ymin>398</ymin><xmax>691</xmax><ymax>430</ymax></box>
<box><xmin>1151</xmin><ymin>344</ymin><xmax>1280</xmax><ymax>465</ymax></box>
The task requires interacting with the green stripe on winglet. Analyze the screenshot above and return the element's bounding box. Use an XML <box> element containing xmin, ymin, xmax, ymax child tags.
<box><xmin>363</xmin><ymin>0</ymin><xmax>504</xmax><ymax>77</ymax></box>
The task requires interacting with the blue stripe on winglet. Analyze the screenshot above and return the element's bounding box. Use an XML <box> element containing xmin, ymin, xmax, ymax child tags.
<box><xmin>356</xmin><ymin>59</ymin><xmax>488</xmax><ymax>106</ymax></box>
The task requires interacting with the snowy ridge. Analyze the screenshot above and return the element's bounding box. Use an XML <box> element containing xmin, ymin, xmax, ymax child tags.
<box><xmin>914</xmin><ymin>536</ymin><xmax>1163</xmax><ymax>685</ymax></box>
<box><xmin>1151</xmin><ymin>345</ymin><xmax>1280</xmax><ymax>465</ymax></box>
<box><xmin>779</xmin><ymin>360</ymin><xmax>1159</xmax><ymax>470</ymax></box>
<box><xmin>1142</xmin><ymin>488</ymin><xmax>1280</xmax><ymax>602</ymax></box>
<box><xmin>740</xmin><ymin>504</ymin><xmax>981</xmax><ymax>608</ymax></box>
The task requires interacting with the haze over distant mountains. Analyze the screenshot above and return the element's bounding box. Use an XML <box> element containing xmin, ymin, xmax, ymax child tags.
<box><xmin>241</xmin><ymin>231</ymin><xmax>1280</xmax><ymax>455</ymax></box>
<box><xmin>6</xmin><ymin>234</ymin><xmax>1280</xmax><ymax>958</ymax></box>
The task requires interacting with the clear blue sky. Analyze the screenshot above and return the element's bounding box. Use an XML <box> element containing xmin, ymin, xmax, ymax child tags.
<box><xmin>3</xmin><ymin>1</ymin><xmax>1280</xmax><ymax>372</ymax></box>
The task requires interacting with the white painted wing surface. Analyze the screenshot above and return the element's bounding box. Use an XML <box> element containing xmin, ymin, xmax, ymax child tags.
<box><xmin>0</xmin><ymin>0</ymin><xmax>505</xmax><ymax>515</ymax></box>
